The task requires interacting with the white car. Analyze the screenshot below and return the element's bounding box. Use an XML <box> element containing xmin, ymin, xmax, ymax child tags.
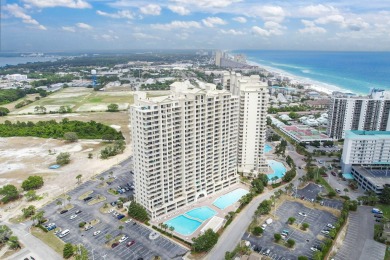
<box><xmin>261</xmin><ymin>224</ymin><xmax>267</xmax><ymax>230</ymax></box>
<box><xmin>125</xmin><ymin>219</ymin><xmax>132</xmax><ymax>224</ymax></box>
<box><xmin>119</xmin><ymin>235</ymin><xmax>129</xmax><ymax>243</ymax></box>
<box><xmin>321</xmin><ymin>230</ymin><xmax>329</xmax><ymax>234</ymax></box>
<box><xmin>327</xmin><ymin>224</ymin><xmax>335</xmax><ymax>229</ymax></box>
<box><xmin>281</xmin><ymin>234</ymin><xmax>287</xmax><ymax>240</ymax></box>
<box><xmin>310</xmin><ymin>247</ymin><xmax>319</xmax><ymax>252</ymax></box>
<box><xmin>69</xmin><ymin>215</ymin><xmax>77</xmax><ymax>220</ymax></box>
<box><xmin>93</xmin><ymin>230</ymin><xmax>101</xmax><ymax>236</ymax></box>
<box><xmin>108</xmin><ymin>209</ymin><xmax>114</xmax><ymax>213</ymax></box>
<box><xmin>298</xmin><ymin>212</ymin><xmax>307</xmax><ymax>217</ymax></box>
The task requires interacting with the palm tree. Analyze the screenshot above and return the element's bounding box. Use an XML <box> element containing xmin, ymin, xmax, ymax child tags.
<box><xmin>169</xmin><ymin>226</ymin><xmax>175</xmax><ymax>236</ymax></box>
<box><xmin>67</xmin><ymin>196</ymin><xmax>71</xmax><ymax>206</ymax></box>
<box><xmin>76</xmin><ymin>174</ymin><xmax>82</xmax><ymax>185</ymax></box>
<box><xmin>343</xmin><ymin>188</ymin><xmax>349</xmax><ymax>195</ymax></box>
<box><xmin>32</xmin><ymin>210</ymin><xmax>45</xmax><ymax>225</ymax></box>
<box><xmin>56</xmin><ymin>200</ymin><xmax>62</xmax><ymax>208</ymax></box>
<box><xmin>162</xmin><ymin>224</ymin><xmax>168</xmax><ymax>232</ymax></box>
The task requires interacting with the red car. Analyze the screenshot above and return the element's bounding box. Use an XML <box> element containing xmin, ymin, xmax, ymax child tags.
<box><xmin>111</xmin><ymin>242</ymin><xmax>119</xmax><ymax>248</ymax></box>
<box><xmin>331</xmin><ymin>171</ymin><xmax>336</xmax><ymax>176</ymax></box>
<box><xmin>127</xmin><ymin>240</ymin><xmax>135</xmax><ymax>247</ymax></box>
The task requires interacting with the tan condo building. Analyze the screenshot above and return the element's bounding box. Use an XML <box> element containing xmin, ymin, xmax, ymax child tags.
<box><xmin>130</xmin><ymin>81</ymin><xmax>239</xmax><ymax>219</ymax></box>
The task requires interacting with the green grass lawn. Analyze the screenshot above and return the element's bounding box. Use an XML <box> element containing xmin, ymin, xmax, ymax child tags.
<box><xmin>31</xmin><ymin>227</ymin><xmax>64</xmax><ymax>254</ymax></box>
<box><xmin>384</xmin><ymin>246</ymin><xmax>390</xmax><ymax>260</ymax></box>
<box><xmin>377</xmin><ymin>204</ymin><xmax>390</xmax><ymax>219</ymax></box>
<box><xmin>316</xmin><ymin>176</ymin><xmax>335</xmax><ymax>193</ymax></box>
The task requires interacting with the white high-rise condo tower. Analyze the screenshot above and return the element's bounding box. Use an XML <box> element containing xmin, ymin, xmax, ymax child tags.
<box><xmin>223</xmin><ymin>72</ymin><xmax>269</xmax><ymax>175</ymax></box>
<box><xmin>130</xmin><ymin>81</ymin><xmax>239</xmax><ymax>219</ymax></box>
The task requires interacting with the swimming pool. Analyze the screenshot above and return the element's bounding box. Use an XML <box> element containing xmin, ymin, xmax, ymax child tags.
<box><xmin>164</xmin><ymin>215</ymin><xmax>202</xmax><ymax>236</ymax></box>
<box><xmin>164</xmin><ymin>206</ymin><xmax>216</xmax><ymax>236</ymax></box>
<box><xmin>264</xmin><ymin>144</ymin><xmax>272</xmax><ymax>153</ymax></box>
<box><xmin>185</xmin><ymin>207</ymin><xmax>216</xmax><ymax>221</ymax></box>
<box><xmin>213</xmin><ymin>188</ymin><xmax>249</xmax><ymax>210</ymax></box>
<box><xmin>267</xmin><ymin>160</ymin><xmax>287</xmax><ymax>180</ymax></box>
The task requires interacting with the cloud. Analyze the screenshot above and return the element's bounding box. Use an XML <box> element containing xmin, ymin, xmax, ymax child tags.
<box><xmin>22</xmin><ymin>0</ymin><xmax>91</xmax><ymax>9</ymax></box>
<box><xmin>220</xmin><ymin>29</ymin><xmax>245</xmax><ymax>35</ymax></box>
<box><xmin>152</xmin><ymin>20</ymin><xmax>201</xmax><ymax>30</ymax></box>
<box><xmin>202</xmin><ymin>17</ymin><xmax>227</xmax><ymax>27</ymax></box>
<box><xmin>168</xmin><ymin>5</ymin><xmax>190</xmax><ymax>15</ymax></box>
<box><xmin>345</xmin><ymin>18</ymin><xmax>369</xmax><ymax>31</ymax></box>
<box><xmin>176</xmin><ymin>32</ymin><xmax>189</xmax><ymax>40</ymax></box>
<box><xmin>62</xmin><ymin>26</ymin><xmax>75</xmax><ymax>32</ymax></box>
<box><xmin>252</xmin><ymin>26</ymin><xmax>270</xmax><ymax>37</ymax></box>
<box><xmin>298</xmin><ymin>4</ymin><xmax>337</xmax><ymax>17</ymax></box>
<box><xmin>133</xmin><ymin>33</ymin><xmax>160</xmax><ymax>40</ymax></box>
<box><xmin>76</xmin><ymin>22</ymin><xmax>93</xmax><ymax>30</ymax></box>
<box><xmin>4</xmin><ymin>4</ymin><xmax>46</xmax><ymax>30</ymax></box>
<box><xmin>251</xmin><ymin>22</ymin><xmax>285</xmax><ymax>37</ymax></box>
<box><xmin>140</xmin><ymin>4</ymin><xmax>161</xmax><ymax>16</ymax></box>
<box><xmin>299</xmin><ymin>19</ymin><xmax>326</xmax><ymax>34</ymax></box>
<box><xmin>315</xmin><ymin>14</ymin><xmax>345</xmax><ymax>25</ymax></box>
<box><xmin>170</xmin><ymin>0</ymin><xmax>241</xmax><ymax>8</ymax></box>
<box><xmin>96</xmin><ymin>10</ymin><xmax>134</xmax><ymax>20</ymax></box>
<box><xmin>253</xmin><ymin>5</ymin><xmax>285</xmax><ymax>23</ymax></box>
<box><xmin>232</xmin><ymin>17</ymin><xmax>247</xmax><ymax>23</ymax></box>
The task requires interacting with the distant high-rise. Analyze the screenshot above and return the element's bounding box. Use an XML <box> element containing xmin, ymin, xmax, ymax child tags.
<box><xmin>215</xmin><ymin>51</ymin><xmax>222</xmax><ymax>66</ymax></box>
<box><xmin>223</xmin><ymin>72</ymin><xmax>269</xmax><ymax>174</ymax></box>
<box><xmin>327</xmin><ymin>89</ymin><xmax>390</xmax><ymax>140</ymax></box>
<box><xmin>130</xmin><ymin>81</ymin><xmax>239</xmax><ymax>219</ymax></box>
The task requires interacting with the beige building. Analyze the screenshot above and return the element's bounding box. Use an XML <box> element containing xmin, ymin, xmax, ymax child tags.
<box><xmin>130</xmin><ymin>81</ymin><xmax>239</xmax><ymax>219</ymax></box>
<box><xmin>223</xmin><ymin>72</ymin><xmax>269</xmax><ymax>174</ymax></box>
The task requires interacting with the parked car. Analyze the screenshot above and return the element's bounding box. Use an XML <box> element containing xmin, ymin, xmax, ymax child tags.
<box><xmin>60</xmin><ymin>210</ymin><xmax>68</xmax><ymax>214</ymax></box>
<box><xmin>93</xmin><ymin>230</ymin><xmax>101</xmax><ymax>236</ymax></box>
<box><xmin>85</xmin><ymin>225</ymin><xmax>93</xmax><ymax>231</ymax></box>
<box><xmin>375</xmin><ymin>214</ymin><xmax>383</xmax><ymax>219</ymax></box>
<box><xmin>327</xmin><ymin>224</ymin><xmax>335</xmax><ymax>229</ymax></box>
<box><xmin>331</xmin><ymin>171</ymin><xmax>337</xmax><ymax>176</ymax></box>
<box><xmin>111</xmin><ymin>242</ymin><xmax>119</xmax><ymax>248</ymax></box>
<box><xmin>70</xmin><ymin>215</ymin><xmax>77</xmax><ymax>220</ymax></box>
<box><xmin>119</xmin><ymin>235</ymin><xmax>129</xmax><ymax>243</ymax></box>
<box><xmin>127</xmin><ymin>240</ymin><xmax>135</xmax><ymax>247</ymax></box>
<box><xmin>336</xmin><ymin>189</ymin><xmax>341</xmax><ymax>193</ymax></box>
<box><xmin>310</xmin><ymin>247</ymin><xmax>319</xmax><ymax>252</ymax></box>
<box><xmin>298</xmin><ymin>212</ymin><xmax>307</xmax><ymax>217</ymax></box>
<box><xmin>83</xmin><ymin>196</ymin><xmax>93</xmax><ymax>202</ymax></box>
<box><xmin>75</xmin><ymin>210</ymin><xmax>82</xmax><ymax>214</ymax></box>
<box><xmin>117</xmin><ymin>214</ymin><xmax>125</xmax><ymax>220</ymax></box>
<box><xmin>125</xmin><ymin>219</ymin><xmax>132</xmax><ymax>223</ymax></box>
<box><xmin>321</xmin><ymin>230</ymin><xmax>329</xmax><ymax>235</ymax></box>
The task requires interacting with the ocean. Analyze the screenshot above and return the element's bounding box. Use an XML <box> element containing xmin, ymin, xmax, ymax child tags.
<box><xmin>0</xmin><ymin>56</ymin><xmax>59</xmax><ymax>67</ymax></box>
<box><xmin>236</xmin><ymin>50</ymin><xmax>390</xmax><ymax>95</ymax></box>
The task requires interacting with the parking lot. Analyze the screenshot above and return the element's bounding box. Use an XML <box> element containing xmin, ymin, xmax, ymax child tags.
<box><xmin>293</xmin><ymin>183</ymin><xmax>344</xmax><ymax>210</ymax></box>
<box><xmin>334</xmin><ymin>206</ymin><xmax>386</xmax><ymax>260</ymax></box>
<box><xmin>244</xmin><ymin>200</ymin><xmax>338</xmax><ymax>260</ymax></box>
<box><xmin>42</xmin><ymin>157</ymin><xmax>188</xmax><ymax>260</ymax></box>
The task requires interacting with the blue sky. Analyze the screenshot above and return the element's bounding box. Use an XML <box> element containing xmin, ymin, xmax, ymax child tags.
<box><xmin>1</xmin><ymin>0</ymin><xmax>390</xmax><ymax>51</ymax></box>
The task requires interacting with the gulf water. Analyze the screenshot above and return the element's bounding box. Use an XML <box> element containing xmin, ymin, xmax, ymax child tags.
<box><xmin>236</xmin><ymin>50</ymin><xmax>390</xmax><ymax>94</ymax></box>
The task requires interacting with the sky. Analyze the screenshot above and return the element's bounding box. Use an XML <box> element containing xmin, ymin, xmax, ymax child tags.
<box><xmin>1</xmin><ymin>0</ymin><xmax>390</xmax><ymax>52</ymax></box>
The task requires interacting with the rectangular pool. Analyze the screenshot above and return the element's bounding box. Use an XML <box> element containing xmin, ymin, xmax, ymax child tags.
<box><xmin>164</xmin><ymin>215</ymin><xmax>202</xmax><ymax>236</ymax></box>
<box><xmin>185</xmin><ymin>207</ymin><xmax>216</xmax><ymax>221</ymax></box>
<box><xmin>213</xmin><ymin>188</ymin><xmax>249</xmax><ymax>210</ymax></box>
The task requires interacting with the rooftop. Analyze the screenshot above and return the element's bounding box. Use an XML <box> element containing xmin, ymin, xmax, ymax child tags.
<box><xmin>352</xmin><ymin>166</ymin><xmax>390</xmax><ymax>187</ymax></box>
<box><xmin>346</xmin><ymin>130</ymin><xmax>390</xmax><ymax>139</ymax></box>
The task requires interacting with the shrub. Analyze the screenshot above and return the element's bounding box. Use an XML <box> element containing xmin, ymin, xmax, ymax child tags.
<box><xmin>298</xmin><ymin>256</ymin><xmax>308</xmax><ymax>260</ymax></box>
<box><xmin>287</xmin><ymin>239</ymin><xmax>295</xmax><ymax>248</ymax></box>
<box><xmin>301</xmin><ymin>223</ymin><xmax>309</xmax><ymax>230</ymax></box>
<box><xmin>79</xmin><ymin>222</ymin><xmax>86</xmax><ymax>228</ymax></box>
<box><xmin>192</xmin><ymin>229</ymin><xmax>219</xmax><ymax>253</ymax></box>
<box><xmin>22</xmin><ymin>176</ymin><xmax>44</xmax><ymax>191</ymax></box>
<box><xmin>63</xmin><ymin>243</ymin><xmax>74</xmax><ymax>259</ymax></box>
<box><xmin>274</xmin><ymin>233</ymin><xmax>282</xmax><ymax>242</ymax></box>
<box><xmin>288</xmin><ymin>217</ymin><xmax>296</xmax><ymax>225</ymax></box>
<box><xmin>252</xmin><ymin>226</ymin><xmax>263</xmax><ymax>236</ymax></box>
<box><xmin>128</xmin><ymin>201</ymin><xmax>149</xmax><ymax>223</ymax></box>
<box><xmin>56</xmin><ymin>152</ymin><xmax>71</xmax><ymax>166</ymax></box>
<box><xmin>63</xmin><ymin>132</ymin><xmax>78</xmax><ymax>142</ymax></box>
<box><xmin>0</xmin><ymin>184</ymin><xmax>19</xmax><ymax>203</ymax></box>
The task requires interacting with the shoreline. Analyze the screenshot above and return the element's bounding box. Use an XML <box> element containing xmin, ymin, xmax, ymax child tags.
<box><xmin>246</xmin><ymin>59</ymin><xmax>349</xmax><ymax>96</ymax></box>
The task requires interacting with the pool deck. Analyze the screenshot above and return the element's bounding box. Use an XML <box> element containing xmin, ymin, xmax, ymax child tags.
<box><xmin>150</xmin><ymin>182</ymin><xmax>249</xmax><ymax>241</ymax></box>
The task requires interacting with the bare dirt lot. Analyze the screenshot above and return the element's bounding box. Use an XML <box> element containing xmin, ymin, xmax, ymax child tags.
<box><xmin>0</xmin><ymin>137</ymin><xmax>133</xmax><ymax>220</ymax></box>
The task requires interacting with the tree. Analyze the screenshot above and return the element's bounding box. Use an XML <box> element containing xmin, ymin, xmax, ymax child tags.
<box><xmin>288</xmin><ymin>217</ymin><xmax>296</xmax><ymax>225</ymax></box>
<box><xmin>274</xmin><ymin>233</ymin><xmax>282</xmax><ymax>242</ymax></box>
<box><xmin>56</xmin><ymin>199</ymin><xmax>63</xmax><ymax>208</ymax></box>
<box><xmin>0</xmin><ymin>107</ymin><xmax>10</xmax><ymax>116</ymax></box>
<box><xmin>76</xmin><ymin>174</ymin><xmax>82</xmax><ymax>185</ymax></box>
<box><xmin>328</xmin><ymin>190</ymin><xmax>336</xmax><ymax>198</ymax></box>
<box><xmin>63</xmin><ymin>243</ymin><xmax>74</xmax><ymax>259</ymax></box>
<box><xmin>0</xmin><ymin>225</ymin><xmax>12</xmax><ymax>245</ymax></box>
<box><xmin>287</xmin><ymin>239</ymin><xmax>295</xmax><ymax>248</ymax></box>
<box><xmin>32</xmin><ymin>210</ymin><xmax>45</xmax><ymax>225</ymax></box>
<box><xmin>128</xmin><ymin>201</ymin><xmax>149</xmax><ymax>222</ymax></box>
<box><xmin>107</xmin><ymin>103</ymin><xmax>119</xmax><ymax>112</ymax></box>
<box><xmin>192</xmin><ymin>229</ymin><xmax>219</xmax><ymax>253</ymax></box>
<box><xmin>67</xmin><ymin>195</ymin><xmax>71</xmax><ymax>205</ymax></box>
<box><xmin>8</xmin><ymin>236</ymin><xmax>20</xmax><ymax>249</ymax></box>
<box><xmin>343</xmin><ymin>188</ymin><xmax>349</xmax><ymax>195</ymax></box>
<box><xmin>64</xmin><ymin>132</ymin><xmax>78</xmax><ymax>142</ymax></box>
<box><xmin>266</xmin><ymin>117</ymin><xmax>272</xmax><ymax>125</ymax></box>
<box><xmin>380</xmin><ymin>186</ymin><xmax>390</xmax><ymax>205</ymax></box>
<box><xmin>119</xmin><ymin>225</ymin><xmax>124</xmax><ymax>232</ymax></box>
<box><xmin>298</xmin><ymin>256</ymin><xmax>308</xmax><ymax>260</ymax></box>
<box><xmin>256</xmin><ymin>200</ymin><xmax>272</xmax><ymax>216</ymax></box>
<box><xmin>56</xmin><ymin>152</ymin><xmax>71</xmax><ymax>166</ymax></box>
<box><xmin>169</xmin><ymin>226</ymin><xmax>175</xmax><ymax>236</ymax></box>
<box><xmin>25</xmin><ymin>190</ymin><xmax>38</xmax><ymax>201</ymax></box>
<box><xmin>252</xmin><ymin>226</ymin><xmax>263</xmax><ymax>236</ymax></box>
<box><xmin>22</xmin><ymin>205</ymin><xmax>36</xmax><ymax>218</ymax></box>
<box><xmin>22</xmin><ymin>176</ymin><xmax>44</xmax><ymax>190</ymax></box>
<box><xmin>301</xmin><ymin>223</ymin><xmax>309</xmax><ymax>231</ymax></box>
<box><xmin>313</xmin><ymin>251</ymin><xmax>323</xmax><ymax>260</ymax></box>
<box><xmin>0</xmin><ymin>184</ymin><xmax>19</xmax><ymax>203</ymax></box>
<box><xmin>251</xmin><ymin>179</ymin><xmax>264</xmax><ymax>194</ymax></box>
<box><xmin>282</xmin><ymin>169</ymin><xmax>296</xmax><ymax>182</ymax></box>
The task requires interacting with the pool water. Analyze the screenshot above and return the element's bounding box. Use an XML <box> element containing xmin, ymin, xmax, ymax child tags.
<box><xmin>213</xmin><ymin>188</ymin><xmax>249</xmax><ymax>210</ymax></box>
<box><xmin>164</xmin><ymin>206</ymin><xmax>216</xmax><ymax>236</ymax></box>
<box><xmin>164</xmin><ymin>215</ymin><xmax>202</xmax><ymax>236</ymax></box>
<box><xmin>264</xmin><ymin>144</ymin><xmax>272</xmax><ymax>153</ymax></box>
<box><xmin>267</xmin><ymin>160</ymin><xmax>287</xmax><ymax>180</ymax></box>
<box><xmin>185</xmin><ymin>207</ymin><xmax>216</xmax><ymax>221</ymax></box>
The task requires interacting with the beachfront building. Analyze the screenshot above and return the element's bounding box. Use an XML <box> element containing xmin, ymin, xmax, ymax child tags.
<box><xmin>223</xmin><ymin>71</ymin><xmax>269</xmax><ymax>174</ymax></box>
<box><xmin>327</xmin><ymin>89</ymin><xmax>390</xmax><ymax>140</ymax></box>
<box><xmin>130</xmin><ymin>81</ymin><xmax>239</xmax><ymax>219</ymax></box>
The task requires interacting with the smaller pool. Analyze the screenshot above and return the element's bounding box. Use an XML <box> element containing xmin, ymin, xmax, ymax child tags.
<box><xmin>185</xmin><ymin>207</ymin><xmax>216</xmax><ymax>221</ymax></box>
<box><xmin>165</xmin><ymin>215</ymin><xmax>202</xmax><ymax>236</ymax></box>
<box><xmin>267</xmin><ymin>160</ymin><xmax>287</xmax><ymax>180</ymax></box>
<box><xmin>264</xmin><ymin>144</ymin><xmax>272</xmax><ymax>153</ymax></box>
<box><xmin>213</xmin><ymin>188</ymin><xmax>249</xmax><ymax>210</ymax></box>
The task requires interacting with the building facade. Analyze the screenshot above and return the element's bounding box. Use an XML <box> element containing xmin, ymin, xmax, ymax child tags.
<box><xmin>327</xmin><ymin>90</ymin><xmax>390</xmax><ymax>140</ymax></box>
<box><xmin>130</xmin><ymin>82</ymin><xmax>239</xmax><ymax>219</ymax></box>
<box><xmin>350</xmin><ymin>166</ymin><xmax>390</xmax><ymax>195</ymax></box>
<box><xmin>341</xmin><ymin>130</ymin><xmax>390</xmax><ymax>174</ymax></box>
<box><xmin>223</xmin><ymin>72</ymin><xmax>269</xmax><ymax>174</ymax></box>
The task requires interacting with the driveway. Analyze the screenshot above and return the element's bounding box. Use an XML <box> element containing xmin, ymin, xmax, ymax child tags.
<box><xmin>334</xmin><ymin>206</ymin><xmax>386</xmax><ymax>260</ymax></box>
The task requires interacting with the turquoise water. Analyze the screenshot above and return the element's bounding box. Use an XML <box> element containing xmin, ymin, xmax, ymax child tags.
<box><xmin>185</xmin><ymin>207</ymin><xmax>216</xmax><ymax>221</ymax></box>
<box><xmin>213</xmin><ymin>188</ymin><xmax>249</xmax><ymax>209</ymax></box>
<box><xmin>164</xmin><ymin>215</ymin><xmax>202</xmax><ymax>236</ymax></box>
<box><xmin>235</xmin><ymin>50</ymin><xmax>390</xmax><ymax>94</ymax></box>
<box><xmin>267</xmin><ymin>160</ymin><xmax>287</xmax><ymax>180</ymax></box>
<box><xmin>264</xmin><ymin>144</ymin><xmax>272</xmax><ymax>153</ymax></box>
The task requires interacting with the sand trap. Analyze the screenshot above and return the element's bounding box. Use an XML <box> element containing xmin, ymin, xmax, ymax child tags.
<box><xmin>76</xmin><ymin>103</ymin><xmax>129</xmax><ymax>112</ymax></box>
